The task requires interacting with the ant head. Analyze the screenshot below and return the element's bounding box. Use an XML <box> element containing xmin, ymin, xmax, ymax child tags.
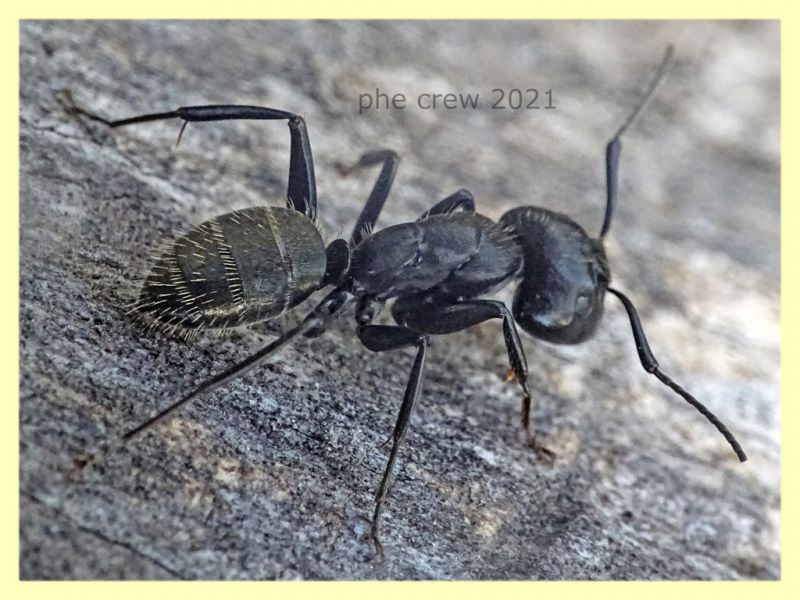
<box><xmin>500</xmin><ymin>207</ymin><xmax>610</xmax><ymax>344</ymax></box>
<box><xmin>512</xmin><ymin>276</ymin><xmax>607</xmax><ymax>344</ymax></box>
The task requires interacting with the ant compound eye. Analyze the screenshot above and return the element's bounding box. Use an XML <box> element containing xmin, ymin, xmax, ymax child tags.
<box><xmin>575</xmin><ymin>292</ymin><xmax>592</xmax><ymax>318</ymax></box>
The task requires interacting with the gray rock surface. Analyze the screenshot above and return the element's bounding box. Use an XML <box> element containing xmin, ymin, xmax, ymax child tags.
<box><xmin>20</xmin><ymin>20</ymin><xmax>779</xmax><ymax>580</ymax></box>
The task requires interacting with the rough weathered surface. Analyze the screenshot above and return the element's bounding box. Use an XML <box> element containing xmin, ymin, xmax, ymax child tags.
<box><xmin>20</xmin><ymin>21</ymin><xmax>779</xmax><ymax>580</ymax></box>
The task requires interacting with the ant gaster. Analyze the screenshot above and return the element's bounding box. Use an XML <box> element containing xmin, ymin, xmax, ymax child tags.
<box><xmin>69</xmin><ymin>46</ymin><xmax>746</xmax><ymax>556</ymax></box>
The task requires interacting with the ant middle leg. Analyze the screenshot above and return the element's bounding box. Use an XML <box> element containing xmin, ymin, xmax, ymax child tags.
<box><xmin>357</xmin><ymin>324</ymin><xmax>429</xmax><ymax>557</ymax></box>
<box><xmin>336</xmin><ymin>149</ymin><xmax>475</xmax><ymax>245</ymax></box>
<box><xmin>418</xmin><ymin>189</ymin><xmax>475</xmax><ymax>220</ymax></box>
<box><xmin>336</xmin><ymin>150</ymin><xmax>401</xmax><ymax>246</ymax></box>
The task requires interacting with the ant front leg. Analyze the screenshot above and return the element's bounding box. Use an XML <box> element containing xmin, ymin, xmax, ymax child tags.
<box><xmin>62</xmin><ymin>97</ymin><xmax>318</xmax><ymax>220</ymax></box>
<box><xmin>357</xmin><ymin>324</ymin><xmax>429</xmax><ymax>558</ymax></box>
<box><xmin>393</xmin><ymin>297</ymin><xmax>556</xmax><ymax>463</ymax></box>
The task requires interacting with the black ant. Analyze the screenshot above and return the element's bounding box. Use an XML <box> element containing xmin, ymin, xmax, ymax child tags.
<box><xmin>66</xmin><ymin>45</ymin><xmax>745</xmax><ymax>557</ymax></box>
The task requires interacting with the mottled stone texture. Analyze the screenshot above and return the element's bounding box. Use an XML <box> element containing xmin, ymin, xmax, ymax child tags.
<box><xmin>20</xmin><ymin>21</ymin><xmax>779</xmax><ymax>579</ymax></box>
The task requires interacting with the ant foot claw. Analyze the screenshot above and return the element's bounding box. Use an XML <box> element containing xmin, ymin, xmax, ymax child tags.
<box><xmin>526</xmin><ymin>437</ymin><xmax>557</xmax><ymax>464</ymax></box>
<box><xmin>377</xmin><ymin>432</ymin><xmax>393</xmax><ymax>450</ymax></box>
<box><xmin>501</xmin><ymin>368</ymin><xmax>516</xmax><ymax>382</ymax></box>
<box><xmin>369</xmin><ymin>525</ymin><xmax>385</xmax><ymax>561</ymax></box>
<box><xmin>334</xmin><ymin>162</ymin><xmax>354</xmax><ymax>177</ymax></box>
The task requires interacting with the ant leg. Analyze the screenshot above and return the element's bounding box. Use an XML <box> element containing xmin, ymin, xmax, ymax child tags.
<box><xmin>394</xmin><ymin>298</ymin><xmax>555</xmax><ymax>462</ymax></box>
<box><xmin>608</xmin><ymin>288</ymin><xmax>747</xmax><ymax>462</ymax></box>
<box><xmin>63</xmin><ymin>99</ymin><xmax>318</xmax><ymax>220</ymax></box>
<box><xmin>122</xmin><ymin>288</ymin><xmax>353</xmax><ymax>442</ymax></box>
<box><xmin>337</xmin><ymin>153</ymin><xmax>472</xmax><ymax>243</ymax></box>
<box><xmin>357</xmin><ymin>324</ymin><xmax>429</xmax><ymax>557</ymax></box>
<box><xmin>418</xmin><ymin>189</ymin><xmax>475</xmax><ymax>220</ymax></box>
<box><xmin>600</xmin><ymin>45</ymin><xmax>674</xmax><ymax>238</ymax></box>
<box><xmin>336</xmin><ymin>150</ymin><xmax>401</xmax><ymax>246</ymax></box>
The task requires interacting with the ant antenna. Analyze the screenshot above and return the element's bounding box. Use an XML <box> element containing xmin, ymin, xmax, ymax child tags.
<box><xmin>601</xmin><ymin>45</ymin><xmax>675</xmax><ymax>238</ymax></box>
<box><xmin>608</xmin><ymin>287</ymin><xmax>747</xmax><ymax>462</ymax></box>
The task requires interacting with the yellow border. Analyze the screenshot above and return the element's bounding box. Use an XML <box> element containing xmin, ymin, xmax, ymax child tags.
<box><xmin>4</xmin><ymin>2</ymin><xmax>20</xmax><ymax>593</ymax></box>
<box><xmin>6</xmin><ymin>2</ymin><xmax>795</xmax><ymax>18</ymax></box>
<box><xmin>6</xmin><ymin>2</ymin><xmax>793</xmax><ymax>598</ymax></box>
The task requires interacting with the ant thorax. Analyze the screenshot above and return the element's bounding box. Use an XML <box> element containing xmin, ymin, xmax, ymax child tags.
<box><xmin>348</xmin><ymin>211</ymin><xmax>522</xmax><ymax>301</ymax></box>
